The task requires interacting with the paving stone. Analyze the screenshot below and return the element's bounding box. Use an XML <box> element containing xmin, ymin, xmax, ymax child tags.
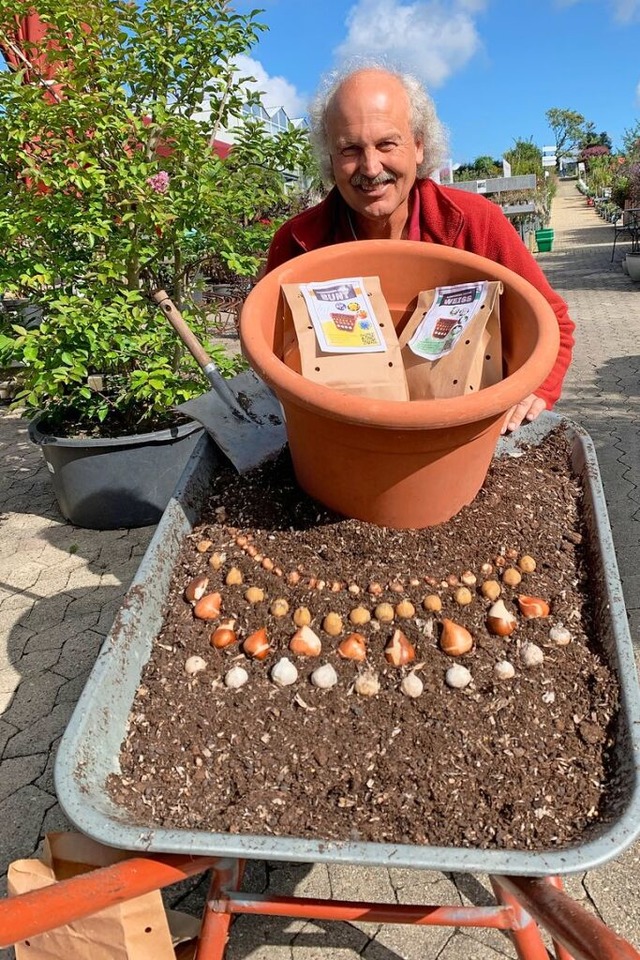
<box><xmin>65</xmin><ymin>566</ymin><xmax>107</xmax><ymax>590</ymax></box>
<box><xmin>291</xmin><ymin>919</ymin><xmax>370</xmax><ymax>958</ymax></box>
<box><xmin>0</xmin><ymin>623</ymin><xmax>31</xmax><ymax>662</ymax></box>
<box><xmin>224</xmin><ymin>919</ymin><xmax>300</xmax><ymax>960</ymax></box>
<box><xmin>33</xmin><ymin>735</ymin><xmax>61</xmax><ymax>796</ymax></box>
<box><xmin>434</xmin><ymin>931</ymin><xmax>515</xmax><ymax>959</ymax></box>
<box><xmin>21</xmin><ymin>593</ymin><xmax>75</xmax><ymax>626</ymax></box>
<box><xmin>0</xmin><ymin>785</ymin><xmax>56</xmax><ymax>876</ymax></box>
<box><xmin>0</xmin><ymin>754</ymin><xmax>48</xmax><ymax>804</ymax></box>
<box><xmin>54</xmin><ymin>671</ymin><xmax>93</xmax><ymax>704</ymax></box>
<box><xmin>54</xmin><ymin>629</ymin><xmax>103</xmax><ymax>679</ymax></box>
<box><xmin>32</xmin><ymin>569</ymin><xmax>73</xmax><ymax>594</ymax></box>
<box><xmin>0</xmin><ymin>561</ymin><xmax>42</xmax><ymax>591</ymax></box>
<box><xmin>0</xmin><ymin>720</ymin><xmax>18</xmax><ymax>759</ymax></box>
<box><xmin>583</xmin><ymin>842</ymin><xmax>640</xmax><ymax>944</ymax></box>
<box><xmin>22</xmin><ymin>615</ymin><xmax>99</xmax><ymax>654</ymax></box>
<box><xmin>40</xmin><ymin>801</ymin><xmax>73</xmax><ymax>839</ymax></box>
<box><xmin>0</xmin><ymin>658</ymin><xmax>65</xmax><ymax>724</ymax></box>
<box><xmin>64</xmin><ymin>590</ymin><xmax>113</xmax><ymax>620</ymax></box>
<box><xmin>2</xmin><ymin>701</ymin><xmax>74</xmax><ymax>758</ymax></box>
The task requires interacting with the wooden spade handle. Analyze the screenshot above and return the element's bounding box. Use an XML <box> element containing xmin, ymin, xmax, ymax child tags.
<box><xmin>151</xmin><ymin>289</ymin><xmax>211</xmax><ymax>371</ymax></box>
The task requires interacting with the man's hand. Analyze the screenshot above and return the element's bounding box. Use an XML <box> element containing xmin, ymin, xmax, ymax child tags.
<box><xmin>501</xmin><ymin>394</ymin><xmax>547</xmax><ymax>434</ymax></box>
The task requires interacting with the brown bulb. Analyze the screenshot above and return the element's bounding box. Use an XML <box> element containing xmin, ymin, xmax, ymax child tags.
<box><xmin>184</xmin><ymin>575</ymin><xmax>209</xmax><ymax>603</ymax></box>
<box><xmin>193</xmin><ymin>592</ymin><xmax>222</xmax><ymax>620</ymax></box>
<box><xmin>439</xmin><ymin>619</ymin><xmax>473</xmax><ymax>656</ymax></box>
<box><xmin>338</xmin><ymin>633</ymin><xmax>367</xmax><ymax>661</ymax></box>
<box><xmin>243</xmin><ymin>627</ymin><xmax>270</xmax><ymax>660</ymax></box>
<box><xmin>384</xmin><ymin>629</ymin><xmax>416</xmax><ymax>666</ymax></box>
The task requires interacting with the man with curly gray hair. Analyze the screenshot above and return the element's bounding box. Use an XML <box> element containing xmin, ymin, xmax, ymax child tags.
<box><xmin>265</xmin><ymin>64</ymin><xmax>574</xmax><ymax>430</ymax></box>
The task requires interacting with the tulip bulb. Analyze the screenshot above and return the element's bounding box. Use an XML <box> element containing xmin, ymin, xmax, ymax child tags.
<box><xmin>210</xmin><ymin>620</ymin><xmax>237</xmax><ymax>649</ymax></box>
<box><xmin>184</xmin><ymin>575</ymin><xmax>209</xmax><ymax>603</ymax></box>
<box><xmin>289</xmin><ymin>625</ymin><xmax>322</xmax><ymax>657</ymax></box>
<box><xmin>384</xmin><ymin>629</ymin><xmax>416</xmax><ymax>666</ymax></box>
<box><xmin>243</xmin><ymin>627</ymin><xmax>270</xmax><ymax>660</ymax></box>
<box><xmin>338</xmin><ymin>633</ymin><xmax>367</xmax><ymax>661</ymax></box>
<box><xmin>486</xmin><ymin>599</ymin><xmax>517</xmax><ymax>636</ymax></box>
<box><xmin>193</xmin><ymin>591</ymin><xmax>222</xmax><ymax>621</ymax></box>
<box><xmin>439</xmin><ymin>619</ymin><xmax>473</xmax><ymax>656</ymax></box>
<box><xmin>517</xmin><ymin>595</ymin><xmax>550</xmax><ymax>619</ymax></box>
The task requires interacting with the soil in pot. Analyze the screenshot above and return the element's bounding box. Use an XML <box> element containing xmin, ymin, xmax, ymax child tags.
<box><xmin>109</xmin><ymin>427</ymin><xmax>622</xmax><ymax>853</ymax></box>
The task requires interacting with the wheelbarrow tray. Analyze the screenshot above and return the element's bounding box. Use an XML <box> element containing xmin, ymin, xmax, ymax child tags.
<box><xmin>55</xmin><ymin>412</ymin><xmax>640</xmax><ymax>876</ymax></box>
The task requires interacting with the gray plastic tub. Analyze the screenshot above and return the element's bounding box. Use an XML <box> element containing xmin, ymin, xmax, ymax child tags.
<box><xmin>55</xmin><ymin>413</ymin><xmax>640</xmax><ymax>876</ymax></box>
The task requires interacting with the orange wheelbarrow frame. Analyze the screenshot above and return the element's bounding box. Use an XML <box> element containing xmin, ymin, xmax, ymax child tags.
<box><xmin>1</xmin><ymin>852</ymin><xmax>639</xmax><ymax>960</ymax></box>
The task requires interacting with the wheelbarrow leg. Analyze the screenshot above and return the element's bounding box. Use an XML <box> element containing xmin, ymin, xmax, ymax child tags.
<box><xmin>490</xmin><ymin>876</ymin><xmax>551</xmax><ymax>960</ymax></box>
<box><xmin>195</xmin><ymin>858</ymin><xmax>245</xmax><ymax>960</ymax></box>
<box><xmin>546</xmin><ymin>877</ymin><xmax>576</xmax><ymax>960</ymax></box>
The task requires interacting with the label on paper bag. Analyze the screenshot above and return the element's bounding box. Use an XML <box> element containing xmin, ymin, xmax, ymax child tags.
<box><xmin>299</xmin><ymin>278</ymin><xmax>386</xmax><ymax>353</ymax></box>
<box><xmin>407</xmin><ymin>281</ymin><xmax>489</xmax><ymax>360</ymax></box>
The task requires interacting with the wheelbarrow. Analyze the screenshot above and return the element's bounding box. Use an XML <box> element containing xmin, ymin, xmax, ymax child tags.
<box><xmin>2</xmin><ymin>414</ymin><xmax>640</xmax><ymax>959</ymax></box>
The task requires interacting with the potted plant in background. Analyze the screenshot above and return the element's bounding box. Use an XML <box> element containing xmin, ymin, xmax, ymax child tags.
<box><xmin>0</xmin><ymin>0</ymin><xmax>311</xmax><ymax>528</ymax></box>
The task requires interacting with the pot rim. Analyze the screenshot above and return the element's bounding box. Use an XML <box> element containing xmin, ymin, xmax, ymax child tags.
<box><xmin>241</xmin><ymin>240</ymin><xmax>560</xmax><ymax>429</ymax></box>
<box><xmin>28</xmin><ymin>412</ymin><xmax>202</xmax><ymax>448</ymax></box>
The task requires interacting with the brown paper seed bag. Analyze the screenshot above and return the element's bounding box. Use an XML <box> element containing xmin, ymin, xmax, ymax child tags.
<box><xmin>7</xmin><ymin>832</ymin><xmax>177</xmax><ymax>960</ymax></box>
<box><xmin>281</xmin><ymin>277</ymin><xmax>409</xmax><ymax>401</ymax></box>
<box><xmin>399</xmin><ymin>280</ymin><xmax>503</xmax><ymax>400</ymax></box>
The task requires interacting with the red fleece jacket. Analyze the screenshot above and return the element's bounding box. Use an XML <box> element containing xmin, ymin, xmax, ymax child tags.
<box><xmin>266</xmin><ymin>180</ymin><xmax>574</xmax><ymax>408</ymax></box>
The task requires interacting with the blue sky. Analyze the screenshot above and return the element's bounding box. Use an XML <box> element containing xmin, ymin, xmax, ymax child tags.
<box><xmin>233</xmin><ymin>0</ymin><xmax>640</xmax><ymax>164</ymax></box>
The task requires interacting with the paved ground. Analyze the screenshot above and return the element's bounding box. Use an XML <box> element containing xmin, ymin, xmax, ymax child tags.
<box><xmin>1</xmin><ymin>179</ymin><xmax>640</xmax><ymax>958</ymax></box>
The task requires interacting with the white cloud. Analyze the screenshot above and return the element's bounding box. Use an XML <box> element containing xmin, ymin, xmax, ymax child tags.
<box><xmin>233</xmin><ymin>54</ymin><xmax>307</xmax><ymax>119</ymax></box>
<box><xmin>611</xmin><ymin>0</ymin><xmax>640</xmax><ymax>21</ymax></box>
<box><xmin>555</xmin><ymin>0</ymin><xmax>640</xmax><ymax>21</ymax></box>
<box><xmin>334</xmin><ymin>0</ymin><xmax>487</xmax><ymax>88</ymax></box>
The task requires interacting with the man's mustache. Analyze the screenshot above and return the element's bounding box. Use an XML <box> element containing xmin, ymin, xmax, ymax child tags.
<box><xmin>350</xmin><ymin>173</ymin><xmax>397</xmax><ymax>188</ymax></box>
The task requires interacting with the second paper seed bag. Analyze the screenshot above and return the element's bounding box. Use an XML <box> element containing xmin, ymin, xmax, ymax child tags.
<box><xmin>7</xmin><ymin>832</ymin><xmax>181</xmax><ymax>960</ymax></box>
<box><xmin>281</xmin><ymin>276</ymin><xmax>409</xmax><ymax>401</ymax></box>
<box><xmin>399</xmin><ymin>280</ymin><xmax>503</xmax><ymax>400</ymax></box>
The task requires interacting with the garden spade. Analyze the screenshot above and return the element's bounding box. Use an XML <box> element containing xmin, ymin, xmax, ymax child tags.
<box><xmin>152</xmin><ymin>290</ymin><xmax>287</xmax><ymax>473</ymax></box>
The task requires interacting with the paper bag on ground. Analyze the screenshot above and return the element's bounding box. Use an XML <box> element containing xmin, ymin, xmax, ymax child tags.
<box><xmin>7</xmin><ymin>832</ymin><xmax>177</xmax><ymax>960</ymax></box>
<box><xmin>281</xmin><ymin>276</ymin><xmax>409</xmax><ymax>400</ymax></box>
<box><xmin>399</xmin><ymin>280</ymin><xmax>503</xmax><ymax>400</ymax></box>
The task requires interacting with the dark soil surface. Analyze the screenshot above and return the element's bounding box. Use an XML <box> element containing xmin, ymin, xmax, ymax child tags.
<box><xmin>109</xmin><ymin>427</ymin><xmax>621</xmax><ymax>852</ymax></box>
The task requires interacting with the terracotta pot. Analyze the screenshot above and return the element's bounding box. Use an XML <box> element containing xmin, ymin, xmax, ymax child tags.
<box><xmin>240</xmin><ymin>240</ymin><xmax>560</xmax><ymax>528</ymax></box>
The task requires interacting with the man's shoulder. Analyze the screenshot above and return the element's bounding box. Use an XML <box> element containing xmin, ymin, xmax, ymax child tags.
<box><xmin>277</xmin><ymin>190</ymin><xmax>337</xmax><ymax>233</ymax></box>
<box><xmin>266</xmin><ymin>191</ymin><xmax>338</xmax><ymax>271</ymax></box>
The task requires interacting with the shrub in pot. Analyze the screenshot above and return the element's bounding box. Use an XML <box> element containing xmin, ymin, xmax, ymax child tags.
<box><xmin>0</xmin><ymin>0</ymin><xmax>311</xmax><ymax>526</ymax></box>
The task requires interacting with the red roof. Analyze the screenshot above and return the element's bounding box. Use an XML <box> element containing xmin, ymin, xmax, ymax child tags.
<box><xmin>212</xmin><ymin>139</ymin><xmax>232</xmax><ymax>159</ymax></box>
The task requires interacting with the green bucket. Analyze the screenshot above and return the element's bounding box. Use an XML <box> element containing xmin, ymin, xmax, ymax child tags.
<box><xmin>535</xmin><ymin>229</ymin><xmax>554</xmax><ymax>253</ymax></box>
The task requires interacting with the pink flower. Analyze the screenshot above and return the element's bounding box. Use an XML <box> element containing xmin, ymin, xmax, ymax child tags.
<box><xmin>146</xmin><ymin>171</ymin><xmax>170</xmax><ymax>194</ymax></box>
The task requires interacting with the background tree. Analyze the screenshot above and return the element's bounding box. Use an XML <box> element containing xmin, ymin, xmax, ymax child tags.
<box><xmin>579</xmin><ymin>121</ymin><xmax>612</xmax><ymax>152</ymax></box>
<box><xmin>454</xmin><ymin>155</ymin><xmax>501</xmax><ymax>181</ymax></box>
<box><xmin>0</xmin><ymin>0</ymin><xmax>310</xmax><ymax>433</ymax></box>
<box><xmin>545</xmin><ymin>107</ymin><xmax>585</xmax><ymax>161</ymax></box>
<box><xmin>503</xmin><ymin>138</ymin><xmax>543</xmax><ymax>177</ymax></box>
<box><xmin>621</xmin><ymin>121</ymin><xmax>640</xmax><ymax>159</ymax></box>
